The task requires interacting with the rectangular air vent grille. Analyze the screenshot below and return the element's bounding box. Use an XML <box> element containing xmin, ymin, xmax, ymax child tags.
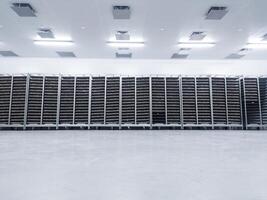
<box><xmin>206</xmin><ymin>6</ymin><xmax>228</xmax><ymax>20</ymax></box>
<box><xmin>115</xmin><ymin>31</ymin><xmax>130</xmax><ymax>40</ymax></box>
<box><xmin>262</xmin><ymin>34</ymin><xmax>267</xmax><ymax>41</ymax></box>
<box><xmin>11</xmin><ymin>3</ymin><xmax>36</xmax><ymax>17</ymax></box>
<box><xmin>38</xmin><ymin>29</ymin><xmax>54</xmax><ymax>39</ymax></box>
<box><xmin>57</xmin><ymin>51</ymin><xmax>76</xmax><ymax>58</ymax></box>
<box><xmin>238</xmin><ymin>48</ymin><xmax>250</xmax><ymax>56</ymax></box>
<box><xmin>190</xmin><ymin>32</ymin><xmax>206</xmax><ymax>41</ymax></box>
<box><xmin>0</xmin><ymin>51</ymin><xmax>18</xmax><ymax>57</ymax></box>
<box><xmin>171</xmin><ymin>53</ymin><xmax>188</xmax><ymax>59</ymax></box>
<box><xmin>116</xmin><ymin>52</ymin><xmax>132</xmax><ymax>58</ymax></box>
<box><xmin>225</xmin><ymin>53</ymin><xmax>245</xmax><ymax>59</ymax></box>
<box><xmin>113</xmin><ymin>6</ymin><xmax>131</xmax><ymax>19</ymax></box>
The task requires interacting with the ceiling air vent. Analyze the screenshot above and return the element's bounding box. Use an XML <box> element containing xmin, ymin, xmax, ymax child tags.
<box><xmin>171</xmin><ymin>53</ymin><xmax>188</xmax><ymax>59</ymax></box>
<box><xmin>118</xmin><ymin>47</ymin><xmax>130</xmax><ymax>51</ymax></box>
<box><xmin>116</xmin><ymin>52</ymin><xmax>132</xmax><ymax>58</ymax></box>
<box><xmin>113</xmin><ymin>6</ymin><xmax>131</xmax><ymax>19</ymax></box>
<box><xmin>206</xmin><ymin>6</ymin><xmax>228</xmax><ymax>20</ymax></box>
<box><xmin>238</xmin><ymin>48</ymin><xmax>250</xmax><ymax>55</ymax></box>
<box><xmin>0</xmin><ymin>51</ymin><xmax>18</xmax><ymax>57</ymax></box>
<box><xmin>190</xmin><ymin>32</ymin><xmax>206</xmax><ymax>41</ymax></box>
<box><xmin>225</xmin><ymin>53</ymin><xmax>244</xmax><ymax>59</ymax></box>
<box><xmin>179</xmin><ymin>48</ymin><xmax>191</xmax><ymax>54</ymax></box>
<box><xmin>115</xmin><ymin>31</ymin><xmax>130</xmax><ymax>40</ymax></box>
<box><xmin>57</xmin><ymin>51</ymin><xmax>76</xmax><ymax>58</ymax></box>
<box><xmin>262</xmin><ymin>33</ymin><xmax>267</xmax><ymax>41</ymax></box>
<box><xmin>38</xmin><ymin>28</ymin><xmax>54</xmax><ymax>39</ymax></box>
<box><xmin>11</xmin><ymin>3</ymin><xmax>36</xmax><ymax>17</ymax></box>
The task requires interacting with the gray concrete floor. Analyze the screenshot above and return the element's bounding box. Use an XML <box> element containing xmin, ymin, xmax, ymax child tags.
<box><xmin>0</xmin><ymin>130</ymin><xmax>267</xmax><ymax>200</ymax></box>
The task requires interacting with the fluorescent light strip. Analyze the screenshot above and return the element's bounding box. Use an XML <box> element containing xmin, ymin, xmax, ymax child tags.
<box><xmin>245</xmin><ymin>43</ymin><xmax>267</xmax><ymax>49</ymax></box>
<box><xmin>107</xmin><ymin>41</ymin><xmax>144</xmax><ymax>48</ymax></box>
<box><xmin>34</xmin><ymin>40</ymin><xmax>74</xmax><ymax>46</ymax></box>
<box><xmin>178</xmin><ymin>42</ymin><xmax>216</xmax><ymax>48</ymax></box>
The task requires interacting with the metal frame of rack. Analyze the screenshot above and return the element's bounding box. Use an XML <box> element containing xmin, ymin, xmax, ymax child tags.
<box><xmin>0</xmin><ymin>74</ymin><xmax>264</xmax><ymax>130</ymax></box>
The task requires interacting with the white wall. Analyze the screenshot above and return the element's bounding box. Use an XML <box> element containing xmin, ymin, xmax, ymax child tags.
<box><xmin>0</xmin><ymin>58</ymin><xmax>267</xmax><ymax>76</ymax></box>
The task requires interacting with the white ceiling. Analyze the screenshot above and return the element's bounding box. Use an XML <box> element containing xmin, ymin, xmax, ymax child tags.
<box><xmin>0</xmin><ymin>0</ymin><xmax>267</xmax><ymax>59</ymax></box>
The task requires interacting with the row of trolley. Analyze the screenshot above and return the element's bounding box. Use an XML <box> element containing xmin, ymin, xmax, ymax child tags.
<box><xmin>0</xmin><ymin>74</ymin><xmax>266</xmax><ymax>130</ymax></box>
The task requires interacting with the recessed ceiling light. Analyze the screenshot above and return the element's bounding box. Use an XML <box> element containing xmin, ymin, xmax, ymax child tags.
<box><xmin>34</xmin><ymin>40</ymin><xmax>74</xmax><ymax>46</ymax></box>
<box><xmin>177</xmin><ymin>42</ymin><xmax>215</xmax><ymax>48</ymax></box>
<box><xmin>245</xmin><ymin>43</ymin><xmax>267</xmax><ymax>49</ymax></box>
<box><xmin>160</xmin><ymin>28</ymin><xmax>165</xmax><ymax>31</ymax></box>
<box><xmin>107</xmin><ymin>41</ymin><xmax>145</xmax><ymax>48</ymax></box>
<box><xmin>81</xmin><ymin>26</ymin><xmax>86</xmax><ymax>30</ymax></box>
